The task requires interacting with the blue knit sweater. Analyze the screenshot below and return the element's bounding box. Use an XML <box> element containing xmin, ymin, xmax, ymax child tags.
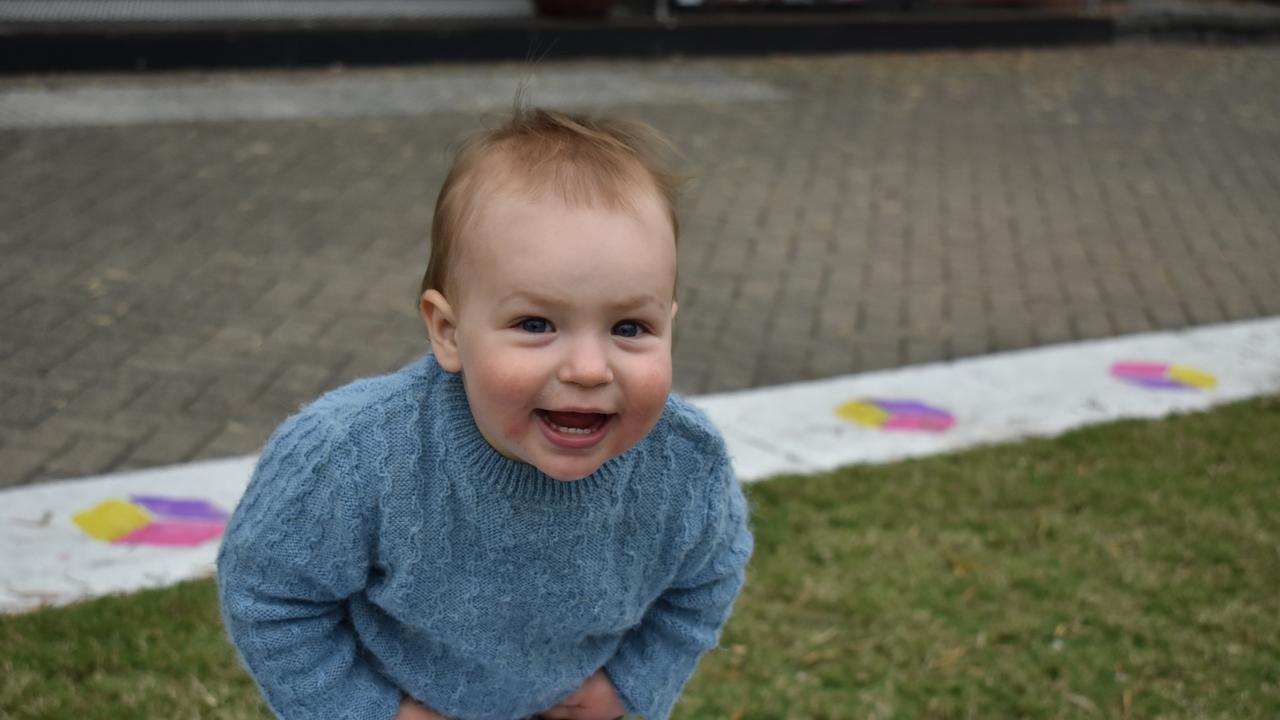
<box><xmin>217</xmin><ymin>354</ymin><xmax>753</xmax><ymax>720</ymax></box>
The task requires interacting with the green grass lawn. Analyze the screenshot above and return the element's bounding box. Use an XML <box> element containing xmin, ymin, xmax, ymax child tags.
<box><xmin>4</xmin><ymin>396</ymin><xmax>1278</xmax><ymax>719</ymax></box>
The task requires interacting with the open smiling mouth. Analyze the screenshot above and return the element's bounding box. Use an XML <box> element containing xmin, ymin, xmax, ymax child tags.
<box><xmin>535</xmin><ymin>409</ymin><xmax>614</xmax><ymax>447</ymax></box>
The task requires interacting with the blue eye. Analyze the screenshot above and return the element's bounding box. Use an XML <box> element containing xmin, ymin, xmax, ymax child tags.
<box><xmin>613</xmin><ymin>321</ymin><xmax>646</xmax><ymax>338</ymax></box>
<box><xmin>519</xmin><ymin>317</ymin><xmax>553</xmax><ymax>333</ymax></box>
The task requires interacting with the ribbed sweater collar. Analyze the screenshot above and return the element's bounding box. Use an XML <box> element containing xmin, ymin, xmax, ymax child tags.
<box><xmin>421</xmin><ymin>355</ymin><xmax>625</xmax><ymax>505</ymax></box>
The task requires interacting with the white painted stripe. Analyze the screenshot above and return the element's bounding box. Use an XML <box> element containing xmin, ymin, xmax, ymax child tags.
<box><xmin>2</xmin><ymin>317</ymin><xmax>1278</xmax><ymax>613</ymax></box>
<box><xmin>0</xmin><ymin>67</ymin><xmax>785</xmax><ymax>129</ymax></box>
<box><xmin>706</xmin><ymin>316</ymin><xmax>1280</xmax><ymax>481</ymax></box>
<box><xmin>1</xmin><ymin>456</ymin><xmax>256</xmax><ymax>614</ymax></box>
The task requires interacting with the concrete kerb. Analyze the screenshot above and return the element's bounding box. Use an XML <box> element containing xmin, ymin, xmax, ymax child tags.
<box><xmin>0</xmin><ymin>11</ymin><xmax>1115</xmax><ymax>74</ymax></box>
<box><xmin>5</xmin><ymin>2</ymin><xmax>1280</xmax><ymax>74</ymax></box>
<box><xmin>1116</xmin><ymin>0</ymin><xmax>1280</xmax><ymax>40</ymax></box>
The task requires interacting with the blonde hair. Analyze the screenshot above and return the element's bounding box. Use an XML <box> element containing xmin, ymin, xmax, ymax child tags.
<box><xmin>420</xmin><ymin>106</ymin><xmax>684</xmax><ymax>299</ymax></box>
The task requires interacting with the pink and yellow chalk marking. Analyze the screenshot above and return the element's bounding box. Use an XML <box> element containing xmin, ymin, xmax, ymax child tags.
<box><xmin>1110</xmin><ymin>361</ymin><xmax>1216</xmax><ymax>391</ymax></box>
<box><xmin>835</xmin><ymin>399</ymin><xmax>956</xmax><ymax>433</ymax></box>
<box><xmin>72</xmin><ymin>495</ymin><xmax>230</xmax><ymax>547</ymax></box>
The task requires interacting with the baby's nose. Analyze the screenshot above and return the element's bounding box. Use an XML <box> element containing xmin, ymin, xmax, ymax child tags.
<box><xmin>557</xmin><ymin>339</ymin><xmax>614</xmax><ymax>387</ymax></box>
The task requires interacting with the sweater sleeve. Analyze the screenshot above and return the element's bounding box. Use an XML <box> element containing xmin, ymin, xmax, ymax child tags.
<box><xmin>604</xmin><ymin>453</ymin><xmax>754</xmax><ymax>719</ymax></box>
<box><xmin>216</xmin><ymin>412</ymin><xmax>402</xmax><ymax>720</ymax></box>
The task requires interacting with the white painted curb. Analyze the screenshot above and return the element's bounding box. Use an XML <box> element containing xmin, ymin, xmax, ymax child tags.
<box><xmin>2</xmin><ymin>317</ymin><xmax>1277</xmax><ymax>613</ymax></box>
<box><xmin>703</xmin><ymin>316</ymin><xmax>1280</xmax><ymax>481</ymax></box>
<box><xmin>1</xmin><ymin>457</ymin><xmax>256</xmax><ymax>614</ymax></box>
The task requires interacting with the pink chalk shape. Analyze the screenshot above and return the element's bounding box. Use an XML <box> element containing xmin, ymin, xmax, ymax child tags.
<box><xmin>882</xmin><ymin>414</ymin><xmax>956</xmax><ymax>432</ymax></box>
<box><xmin>1111</xmin><ymin>362</ymin><xmax>1168</xmax><ymax>378</ymax></box>
<box><xmin>1110</xmin><ymin>361</ymin><xmax>1214</xmax><ymax>391</ymax></box>
<box><xmin>114</xmin><ymin>520</ymin><xmax>226</xmax><ymax>547</ymax></box>
<box><xmin>837</xmin><ymin>396</ymin><xmax>960</xmax><ymax>432</ymax></box>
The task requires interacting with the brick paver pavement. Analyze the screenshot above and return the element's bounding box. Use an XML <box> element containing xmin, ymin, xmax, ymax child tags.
<box><xmin>2</xmin><ymin>46</ymin><xmax>1278</xmax><ymax>487</ymax></box>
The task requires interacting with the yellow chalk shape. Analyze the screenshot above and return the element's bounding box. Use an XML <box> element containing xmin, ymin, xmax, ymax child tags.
<box><xmin>73</xmin><ymin>499</ymin><xmax>151</xmax><ymax>542</ymax></box>
<box><xmin>836</xmin><ymin>400</ymin><xmax>890</xmax><ymax>428</ymax></box>
<box><xmin>1168</xmin><ymin>365</ymin><xmax>1216</xmax><ymax>389</ymax></box>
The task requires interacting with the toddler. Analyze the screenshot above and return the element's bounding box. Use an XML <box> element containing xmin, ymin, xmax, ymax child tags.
<box><xmin>217</xmin><ymin>106</ymin><xmax>753</xmax><ymax>720</ymax></box>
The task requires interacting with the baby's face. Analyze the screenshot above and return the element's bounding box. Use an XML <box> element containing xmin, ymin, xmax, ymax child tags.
<box><xmin>437</xmin><ymin>188</ymin><xmax>677</xmax><ymax>481</ymax></box>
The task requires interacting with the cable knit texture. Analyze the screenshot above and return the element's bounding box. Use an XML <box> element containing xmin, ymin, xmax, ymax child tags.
<box><xmin>217</xmin><ymin>354</ymin><xmax>753</xmax><ymax>720</ymax></box>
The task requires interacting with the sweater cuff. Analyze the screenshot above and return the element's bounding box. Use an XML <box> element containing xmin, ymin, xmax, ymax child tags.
<box><xmin>325</xmin><ymin>669</ymin><xmax>403</xmax><ymax>720</ymax></box>
<box><xmin>603</xmin><ymin>658</ymin><xmax>651</xmax><ymax>719</ymax></box>
<box><xmin>603</xmin><ymin>635</ymin><xmax>691</xmax><ymax>720</ymax></box>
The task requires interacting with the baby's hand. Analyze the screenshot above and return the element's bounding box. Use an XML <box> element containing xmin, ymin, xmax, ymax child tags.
<box><xmin>541</xmin><ymin>670</ymin><xmax>626</xmax><ymax>720</ymax></box>
<box><xmin>396</xmin><ymin>696</ymin><xmax>446</xmax><ymax>720</ymax></box>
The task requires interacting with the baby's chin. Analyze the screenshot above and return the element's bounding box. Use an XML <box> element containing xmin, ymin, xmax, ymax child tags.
<box><xmin>532</xmin><ymin>451</ymin><xmax>621</xmax><ymax>482</ymax></box>
<box><xmin>538</xmin><ymin>462</ymin><xmax>607</xmax><ymax>482</ymax></box>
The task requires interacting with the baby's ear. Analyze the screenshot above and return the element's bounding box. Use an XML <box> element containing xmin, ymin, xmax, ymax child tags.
<box><xmin>420</xmin><ymin>289</ymin><xmax>462</xmax><ymax>372</ymax></box>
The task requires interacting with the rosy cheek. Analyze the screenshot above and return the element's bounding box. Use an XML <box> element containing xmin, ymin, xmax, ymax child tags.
<box><xmin>633</xmin><ymin>364</ymin><xmax>673</xmax><ymax>418</ymax></box>
<box><xmin>645</xmin><ymin>361</ymin><xmax>673</xmax><ymax>397</ymax></box>
<box><xmin>472</xmin><ymin>361</ymin><xmax>538</xmax><ymax>440</ymax></box>
<box><xmin>502</xmin><ymin>416</ymin><xmax>527</xmax><ymax>440</ymax></box>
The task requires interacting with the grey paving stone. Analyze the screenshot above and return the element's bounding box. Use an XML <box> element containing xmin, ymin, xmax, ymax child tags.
<box><xmin>196</xmin><ymin>415</ymin><xmax>288</xmax><ymax>458</ymax></box>
<box><xmin>27</xmin><ymin>413</ymin><xmax>155</xmax><ymax>449</ymax></box>
<box><xmin>948</xmin><ymin>332</ymin><xmax>991</xmax><ymax>360</ymax></box>
<box><xmin>42</xmin><ymin>435</ymin><xmax>132</xmax><ymax>481</ymax></box>
<box><xmin>1109</xmin><ymin>306</ymin><xmax>1154</xmax><ymax>336</ymax></box>
<box><xmin>122</xmin><ymin>375</ymin><xmax>214</xmax><ymax>415</ymax></box>
<box><xmin>0</xmin><ymin>444</ymin><xmax>59</xmax><ymax>488</ymax></box>
<box><xmin>857</xmin><ymin>342</ymin><xmax>904</xmax><ymax>373</ymax></box>
<box><xmin>0</xmin><ymin>380</ymin><xmax>62</xmax><ymax>428</ymax></box>
<box><xmin>124</xmin><ymin>416</ymin><xmax>224</xmax><ymax>467</ymax></box>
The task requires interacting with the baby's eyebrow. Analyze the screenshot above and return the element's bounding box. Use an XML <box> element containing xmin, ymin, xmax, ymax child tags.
<box><xmin>605</xmin><ymin>294</ymin><xmax>666</xmax><ymax>312</ymax></box>
<box><xmin>496</xmin><ymin>291</ymin><xmax>667</xmax><ymax>312</ymax></box>
<box><xmin>496</xmin><ymin>290</ymin><xmax>566</xmax><ymax>309</ymax></box>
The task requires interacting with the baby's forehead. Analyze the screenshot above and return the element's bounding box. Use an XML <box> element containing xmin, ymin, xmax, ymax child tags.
<box><xmin>458</xmin><ymin>187</ymin><xmax>674</xmax><ymax>262</ymax></box>
<box><xmin>457</xmin><ymin>158</ymin><xmax>675</xmax><ymax>241</ymax></box>
<box><xmin>474</xmin><ymin>146</ymin><xmax>667</xmax><ymax>210</ymax></box>
<box><xmin>449</xmin><ymin>185</ymin><xmax>677</xmax><ymax>295</ymax></box>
